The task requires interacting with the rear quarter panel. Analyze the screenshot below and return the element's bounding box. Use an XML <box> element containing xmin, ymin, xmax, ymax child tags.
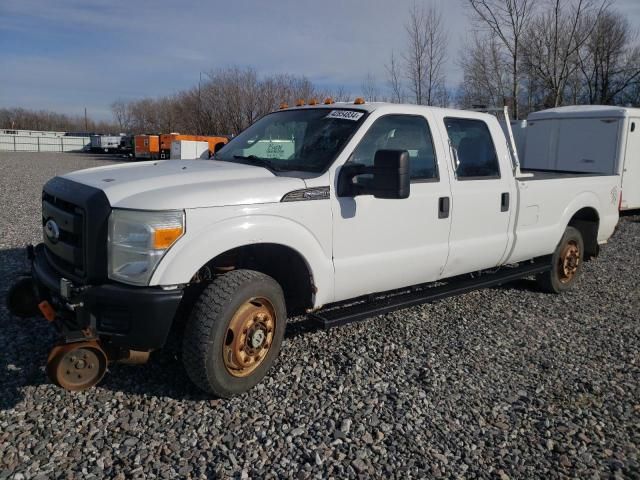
<box><xmin>508</xmin><ymin>175</ymin><xmax>620</xmax><ymax>263</ymax></box>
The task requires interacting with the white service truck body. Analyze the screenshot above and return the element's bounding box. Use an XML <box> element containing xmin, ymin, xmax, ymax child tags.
<box><xmin>521</xmin><ymin>105</ymin><xmax>640</xmax><ymax>210</ymax></box>
<box><xmin>170</xmin><ymin>140</ymin><xmax>210</xmax><ymax>160</ymax></box>
<box><xmin>12</xmin><ymin>102</ymin><xmax>621</xmax><ymax>395</ymax></box>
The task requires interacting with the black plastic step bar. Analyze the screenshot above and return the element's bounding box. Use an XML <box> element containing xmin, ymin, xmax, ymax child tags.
<box><xmin>310</xmin><ymin>256</ymin><xmax>552</xmax><ymax>329</ymax></box>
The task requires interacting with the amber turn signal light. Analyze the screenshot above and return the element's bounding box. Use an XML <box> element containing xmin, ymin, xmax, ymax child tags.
<box><xmin>152</xmin><ymin>226</ymin><xmax>184</xmax><ymax>249</ymax></box>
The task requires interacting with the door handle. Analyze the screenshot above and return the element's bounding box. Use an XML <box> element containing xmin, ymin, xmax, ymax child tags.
<box><xmin>501</xmin><ymin>192</ymin><xmax>510</xmax><ymax>212</ymax></box>
<box><xmin>438</xmin><ymin>196</ymin><xmax>450</xmax><ymax>219</ymax></box>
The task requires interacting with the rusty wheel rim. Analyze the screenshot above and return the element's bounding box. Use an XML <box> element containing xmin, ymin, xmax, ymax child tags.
<box><xmin>222</xmin><ymin>297</ymin><xmax>276</xmax><ymax>378</ymax></box>
<box><xmin>558</xmin><ymin>240</ymin><xmax>580</xmax><ymax>284</ymax></box>
<box><xmin>47</xmin><ymin>342</ymin><xmax>107</xmax><ymax>391</ymax></box>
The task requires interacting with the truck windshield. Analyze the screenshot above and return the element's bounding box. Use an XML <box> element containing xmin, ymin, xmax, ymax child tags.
<box><xmin>213</xmin><ymin>108</ymin><xmax>367</xmax><ymax>173</ymax></box>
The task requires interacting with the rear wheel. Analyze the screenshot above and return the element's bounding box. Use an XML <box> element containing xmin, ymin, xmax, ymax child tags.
<box><xmin>182</xmin><ymin>269</ymin><xmax>286</xmax><ymax>397</ymax></box>
<box><xmin>537</xmin><ymin>226</ymin><xmax>584</xmax><ymax>293</ymax></box>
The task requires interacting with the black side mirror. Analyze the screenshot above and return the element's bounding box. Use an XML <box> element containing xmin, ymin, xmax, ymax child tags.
<box><xmin>338</xmin><ymin>149</ymin><xmax>410</xmax><ymax>199</ymax></box>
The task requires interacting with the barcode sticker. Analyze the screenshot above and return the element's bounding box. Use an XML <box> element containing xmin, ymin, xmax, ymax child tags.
<box><xmin>325</xmin><ymin>110</ymin><xmax>364</xmax><ymax>121</ymax></box>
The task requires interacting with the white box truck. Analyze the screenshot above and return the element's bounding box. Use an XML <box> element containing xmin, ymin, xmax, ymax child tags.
<box><xmin>90</xmin><ymin>135</ymin><xmax>123</xmax><ymax>153</ymax></box>
<box><xmin>521</xmin><ymin>106</ymin><xmax>640</xmax><ymax>210</ymax></box>
<box><xmin>170</xmin><ymin>140</ymin><xmax>210</xmax><ymax>159</ymax></box>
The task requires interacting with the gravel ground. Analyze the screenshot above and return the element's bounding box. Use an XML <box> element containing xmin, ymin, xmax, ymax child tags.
<box><xmin>0</xmin><ymin>151</ymin><xmax>638</xmax><ymax>479</ymax></box>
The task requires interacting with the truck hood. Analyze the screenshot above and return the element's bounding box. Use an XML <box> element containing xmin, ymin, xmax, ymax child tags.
<box><xmin>62</xmin><ymin>160</ymin><xmax>307</xmax><ymax>209</ymax></box>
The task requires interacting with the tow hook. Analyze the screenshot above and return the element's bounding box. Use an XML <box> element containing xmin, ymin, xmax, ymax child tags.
<box><xmin>38</xmin><ymin>301</ymin><xmax>56</xmax><ymax>322</ymax></box>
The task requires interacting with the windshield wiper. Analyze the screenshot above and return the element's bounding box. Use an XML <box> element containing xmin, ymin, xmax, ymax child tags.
<box><xmin>230</xmin><ymin>155</ymin><xmax>282</xmax><ymax>172</ymax></box>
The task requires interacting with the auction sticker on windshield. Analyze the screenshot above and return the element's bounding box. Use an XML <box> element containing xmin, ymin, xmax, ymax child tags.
<box><xmin>325</xmin><ymin>110</ymin><xmax>364</xmax><ymax>121</ymax></box>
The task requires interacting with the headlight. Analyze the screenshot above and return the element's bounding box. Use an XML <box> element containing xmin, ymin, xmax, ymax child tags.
<box><xmin>108</xmin><ymin>209</ymin><xmax>185</xmax><ymax>286</ymax></box>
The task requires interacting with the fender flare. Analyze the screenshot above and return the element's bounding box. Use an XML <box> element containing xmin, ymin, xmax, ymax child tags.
<box><xmin>556</xmin><ymin>191</ymin><xmax>602</xmax><ymax>247</ymax></box>
<box><xmin>560</xmin><ymin>191</ymin><xmax>601</xmax><ymax>230</ymax></box>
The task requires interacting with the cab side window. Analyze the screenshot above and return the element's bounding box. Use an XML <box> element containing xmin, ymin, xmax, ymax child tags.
<box><xmin>351</xmin><ymin>115</ymin><xmax>438</xmax><ymax>181</ymax></box>
<box><xmin>444</xmin><ymin>117</ymin><xmax>500</xmax><ymax>179</ymax></box>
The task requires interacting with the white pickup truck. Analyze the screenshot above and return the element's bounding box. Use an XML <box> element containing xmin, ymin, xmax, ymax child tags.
<box><xmin>8</xmin><ymin>100</ymin><xmax>620</xmax><ymax>397</ymax></box>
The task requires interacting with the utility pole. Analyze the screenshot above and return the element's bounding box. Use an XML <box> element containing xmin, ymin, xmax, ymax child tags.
<box><xmin>84</xmin><ymin>107</ymin><xmax>88</xmax><ymax>132</ymax></box>
<box><xmin>198</xmin><ymin>72</ymin><xmax>202</xmax><ymax>135</ymax></box>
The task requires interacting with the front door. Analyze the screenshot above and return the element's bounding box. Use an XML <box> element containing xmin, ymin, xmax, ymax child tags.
<box><xmin>439</xmin><ymin>116</ymin><xmax>514</xmax><ymax>277</ymax></box>
<box><xmin>331</xmin><ymin>113</ymin><xmax>452</xmax><ymax>303</ymax></box>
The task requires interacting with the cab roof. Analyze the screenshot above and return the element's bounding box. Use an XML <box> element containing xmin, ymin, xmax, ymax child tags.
<box><xmin>281</xmin><ymin>101</ymin><xmax>495</xmax><ymax>121</ymax></box>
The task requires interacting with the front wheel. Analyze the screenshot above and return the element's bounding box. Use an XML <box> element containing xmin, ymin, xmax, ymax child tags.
<box><xmin>536</xmin><ymin>226</ymin><xmax>584</xmax><ymax>293</ymax></box>
<box><xmin>182</xmin><ymin>269</ymin><xmax>287</xmax><ymax>397</ymax></box>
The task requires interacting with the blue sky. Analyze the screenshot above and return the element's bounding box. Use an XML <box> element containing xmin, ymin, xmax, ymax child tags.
<box><xmin>1</xmin><ymin>0</ymin><xmax>639</xmax><ymax>121</ymax></box>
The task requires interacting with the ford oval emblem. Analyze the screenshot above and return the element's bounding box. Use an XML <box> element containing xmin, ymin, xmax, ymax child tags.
<box><xmin>44</xmin><ymin>218</ymin><xmax>61</xmax><ymax>244</ymax></box>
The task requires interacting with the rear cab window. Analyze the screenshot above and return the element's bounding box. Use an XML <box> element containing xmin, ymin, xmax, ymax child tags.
<box><xmin>444</xmin><ymin>117</ymin><xmax>500</xmax><ymax>180</ymax></box>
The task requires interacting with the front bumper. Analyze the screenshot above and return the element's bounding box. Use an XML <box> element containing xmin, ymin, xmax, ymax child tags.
<box><xmin>31</xmin><ymin>243</ymin><xmax>184</xmax><ymax>351</ymax></box>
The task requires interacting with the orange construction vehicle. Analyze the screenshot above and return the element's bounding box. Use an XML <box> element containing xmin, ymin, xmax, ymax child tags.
<box><xmin>134</xmin><ymin>134</ymin><xmax>160</xmax><ymax>160</ymax></box>
<box><xmin>159</xmin><ymin>133</ymin><xmax>228</xmax><ymax>159</ymax></box>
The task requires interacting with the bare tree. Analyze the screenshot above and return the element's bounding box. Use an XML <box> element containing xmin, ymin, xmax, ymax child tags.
<box><xmin>468</xmin><ymin>0</ymin><xmax>533</xmax><ymax>118</ymax></box>
<box><xmin>577</xmin><ymin>10</ymin><xmax>640</xmax><ymax>104</ymax></box>
<box><xmin>361</xmin><ymin>72</ymin><xmax>380</xmax><ymax>101</ymax></box>
<box><xmin>522</xmin><ymin>0</ymin><xmax>608</xmax><ymax>108</ymax></box>
<box><xmin>467</xmin><ymin>0</ymin><xmax>534</xmax><ymax>118</ymax></box>
<box><xmin>110</xmin><ymin>99</ymin><xmax>132</xmax><ymax>131</ymax></box>
<box><xmin>620</xmin><ymin>79</ymin><xmax>640</xmax><ymax>106</ymax></box>
<box><xmin>385</xmin><ymin>50</ymin><xmax>405</xmax><ymax>103</ymax></box>
<box><xmin>458</xmin><ymin>32</ymin><xmax>511</xmax><ymax>108</ymax></box>
<box><xmin>331</xmin><ymin>86</ymin><xmax>350</xmax><ymax>102</ymax></box>
<box><xmin>403</xmin><ymin>2</ymin><xmax>447</xmax><ymax>105</ymax></box>
<box><xmin>1</xmin><ymin>107</ymin><xmax>119</xmax><ymax>132</ymax></box>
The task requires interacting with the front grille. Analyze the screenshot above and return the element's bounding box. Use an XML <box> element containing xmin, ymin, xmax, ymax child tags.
<box><xmin>41</xmin><ymin>177</ymin><xmax>111</xmax><ymax>284</ymax></box>
<box><xmin>42</xmin><ymin>191</ymin><xmax>86</xmax><ymax>278</ymax></box>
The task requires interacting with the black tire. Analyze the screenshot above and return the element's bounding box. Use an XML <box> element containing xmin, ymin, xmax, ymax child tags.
<box><xmin>182</xmin><ymin>269</ymin><xmax>286</xmax><ymax>397</ymax></box>
<box><xmin>6</xmin><ymin>277</ymin><xmax>39</xmax><ymax>318</ymax></box>
<box><xmin>536</xmin><ymin>226</ymin><xmax>584</xmax><ymax>293</ymax></box>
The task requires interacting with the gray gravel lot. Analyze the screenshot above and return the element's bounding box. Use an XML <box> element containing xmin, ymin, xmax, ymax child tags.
<box><xmin>0</xmin><ymin>151</ymin><xmax>638</xmax><ymax>479</ymax></box>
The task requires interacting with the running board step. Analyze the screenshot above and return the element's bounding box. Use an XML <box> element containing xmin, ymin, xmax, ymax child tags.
<box><xmin>310</xmin><ymin>258</ymin><xmax>552</xmax><ymax>329</ymax></box>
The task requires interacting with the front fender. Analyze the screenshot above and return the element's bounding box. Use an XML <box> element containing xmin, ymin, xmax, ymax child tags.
<box><xmin>149</xmin><ymin>208</ymin><xmax>334</xmax><ymax>307</ymax></box>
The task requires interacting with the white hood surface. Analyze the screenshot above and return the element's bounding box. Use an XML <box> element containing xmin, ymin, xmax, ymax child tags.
<box><xmin>62</xmin><ymin>160</ymin><xmax>307</xmax><ymax>209</ymax></box>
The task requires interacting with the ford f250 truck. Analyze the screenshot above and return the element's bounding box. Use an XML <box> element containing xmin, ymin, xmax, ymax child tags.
<box><xmin>7</xmin><ymin>100</ymin><xmax>620</xmax><ymax>397</ymax></box>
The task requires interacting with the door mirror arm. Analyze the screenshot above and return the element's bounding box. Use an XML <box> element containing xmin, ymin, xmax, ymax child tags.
<box><xmin>337</xmin><ymin>163</ymin><xmax>370</xmax><ymax>197</ymax></box>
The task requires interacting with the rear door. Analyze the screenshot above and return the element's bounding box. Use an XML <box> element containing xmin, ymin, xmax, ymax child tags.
<box><xmin>622</xmin><ymin>118</ymin><xmax>640</xmax><ymax>209</ymax></box>
<box><xmin>438</xmin><ymin>116</ymin><xmax>515</xmax><ymax>277</ymax></box>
